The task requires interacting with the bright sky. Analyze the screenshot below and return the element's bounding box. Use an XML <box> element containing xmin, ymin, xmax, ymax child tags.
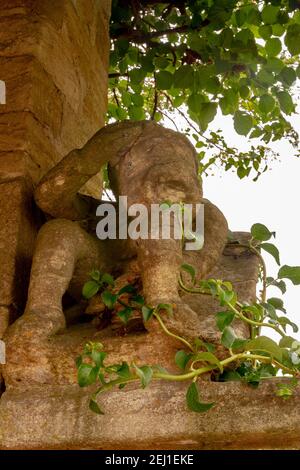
<box><xmin>202</xmin><ymin>109</ymin><xmax>300</xmax><ymax>340</ymax></box>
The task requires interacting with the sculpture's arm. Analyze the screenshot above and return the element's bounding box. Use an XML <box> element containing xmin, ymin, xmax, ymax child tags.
<box><xmin>34</xmin><ymin>121</ymin><xmax>145</xmax><ymax>219</ymax></box>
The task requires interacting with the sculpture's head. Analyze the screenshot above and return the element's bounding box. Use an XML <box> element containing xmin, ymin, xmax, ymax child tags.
<box><xmin>109</xmin><ymin>121</ymin><xmax>203</xmax><ymax>206</ymax></box>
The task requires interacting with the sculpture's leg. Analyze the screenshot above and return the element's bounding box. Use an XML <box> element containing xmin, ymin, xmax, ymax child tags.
<box><xmin>137</xmin><ymin>235</ymin><xmax>204</xmax><ymax>339</ymax></box>
<box><xmin>6</xmin><ymin>219</ymin><xmax>104</xmax><ymax>341</ymax></box>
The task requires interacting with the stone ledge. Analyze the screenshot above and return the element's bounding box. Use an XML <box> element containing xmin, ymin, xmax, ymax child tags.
<box><xmin>0</xmin><ymin>379</ymin><xmax>299</xmax><ymax>450</ymax></box>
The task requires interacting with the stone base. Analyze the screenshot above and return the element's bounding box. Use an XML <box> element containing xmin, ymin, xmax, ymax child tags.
<box><xmin>0</xmin><ymin>380</ymin><xmax>300</xmax><ymax>449</ymax></box>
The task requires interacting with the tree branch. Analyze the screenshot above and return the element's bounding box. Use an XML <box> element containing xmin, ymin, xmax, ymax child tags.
<box><xmin>111</xmin><ymin>21</ymin><xmax>209</xmax><ymax>43</ymax></box>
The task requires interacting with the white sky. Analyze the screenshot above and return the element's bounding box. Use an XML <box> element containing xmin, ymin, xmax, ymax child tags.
<box><xmin>201</xmin><ymin>110</ymin><xmax>300</xmax><ymax>340</ymax></box>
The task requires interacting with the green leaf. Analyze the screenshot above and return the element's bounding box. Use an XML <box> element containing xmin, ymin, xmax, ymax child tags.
<box><xmin>251</xmin><ymin>223</ymin><xmax>273</xmax><ymax>241</ymax></box>
<box><xmin>221</xmin><ymin>326</ymin><xmax>237</xmax><ymax>349</ymax></box>
<box><xmin>277</xmin><ymin>316</ymin><xmax>298</xmax><ymax>333</ymax></box>
<box><xmin>267</xmin><ymin>297</ymin><xmax>286</xmax><ymax>314</ymax></box>
<box><xmin>157</xmin><ymin>303</ymin><xmax>173</xmax><ymax>315</ymax></box>
<box><xmin>278</xmin><ymin>67</ymin><xmax>297</xmax><ymax>87</ymax></box>
<box><xmin>266</xmin><ymin>57</ymin><xmax>284</xmax><ymax>73</ymax></box>
<box><xmin>101</xmin><ymin>291</ymin><xmax>118</xmax><ymax>309</ymax></box>
<box><xmin>276</xmin><ymin>91</ymin><xmax>294</xmax><ymax>115</ymax></box>
<box><xmin>129</xmin><ymin>68</ymin><xmax>145</xmax><ymax>84</ymax></box>
<box><xmin>192</xmin><ymin>352</ymin><xmax>223</xmax><ymax>373</ymax></box>
<box><xmin>118</xmin><ymin>284</ymin><xmax>136</xmax><ymax>295</ymax></box>
<box><xmin>174</xmin><ymin>65</ymin><xmax>194</xmax><ymax>89</ymax></box>
<box><xmin>272</xmin><ymin>23</ymin><xmax>285</xmax><ymax>37</ymax></box>
<box><xmin>187</xmin><ymin>93</ymin><xmax>205</xmax><ymax>114</ymax></box>
<box><xmin>91</xmin><ymin>350</ymin><xmax>106</xmax><ymax>367</ymax></box>
<box><xmin>75</xmin><ymin>355</ymin><xmax>82</xmax><ymax>368</ymax></box>
<box><xmin>128</xmin><ymin>105</ymin><xmax>145</xmax><ymax>120</ymax></box>
<box><xmin>266</xmin><ymin>277</ymin><xmax>286</xmax><ymax>294</ymax></box>
<box><xmin>181</xmin><ymin>263</ymin><xmax>196</xmax><ymax>282</ymax></box>
<box><xmin>134</xmin><ymin>365</ymin><xmax>153</xmax><ymax>388</ymax></box>
<box><xmin>237</xmin><ymin>165</ymin><xmax>251</xmax><ymax>179</ymax></box>
<box><xmin>90</xmin><ymin>270</ymin><xmax>101</xmax><ymax>282</ymax></box>
<box><xmin>203</xmin><ymin>342</ymin><xmax>216</xmax><ymax>353</ymax></box>
<box><xmin>142</xmin><ymin>305</ymin><xmax>154</xmax><ymax>322</ymax></box>
<box><xmin>265</xmin><ymin>38</ymin><xmax>281</xmax><ymax>56</ymax></box>
<box><xmin>115</xmin><ymin>362</ymin><xmax>131</xmax><ymax>379</ymax></box>
<box><xmin>153</xmin><ymin>56</ymin><xmax>169</xmax><ymax>69</ymax></box>
<box><xmin>77</xmin><ymin>364</ymin><xmax>98</xmax><ymax>387</ymax></box>
<box><xmin>216</xmin><ymin>311</ymin><xmax>235</xmax><ymax>332</ymax></box>
<box><xmin>239</xmin><ymin>85</ymin><xmax>250</xmax><ymax>99</ymax></box>
<box><xmin>260</xmin><ymin>243</ymin><xmax>280</xmax><ymax>265</ymax></box>
<box><xmin>82</xmin><ymin>280</ymin><xmax>100</xmax><ymax>299</ymax></box>
<box><xmin>101</xmin><ymin>273</ymin><xmax>115</xmax><ymax>287</ymax></box>
<box><xmin>259</xmin><ymin>25</ymin><xmax>272</xmax><ymax>40</ymax></box>
<box><xmin>131</xmin><ymin>294</ymin><xmax>145</xmax><ymax>305</ymax></box>
<box><xmin>246</xmin><ymin>336</ymin><xmax>282</xmax><ymax>361</ymax></box>
<box><xmin>285</xmin><ymin>23</ymin><xmax>300</xmax><ymax>56</ymax></box>
<box><xmin>235</xmin><ymin>8</ymin><xmax>248</xmax><ymax>27</ymax></box>
<box><xmin>205</xmin><ymin>77</ymin><xmax>221</xmax><ymax>95</ymax></box>
<box><xmin>233</xmin><ymin>111</ymin><xmax>253</xmax><ymax>136</ymax></box>
<box><xmin>156</xmin><ymin>70</ymin><xmax>173</xmax><ymax>90</ymax></box>
<box><xmin>279</xmin><ymin>336</ymin><xmax>297</xmax><ymax>348</ymax></box>
<box><xmin>231</xmin><ymin>338</ymin><xmax>248</xmax><ymax>350</ymax></box>
<box><xmin>262</xmin><ymin>301</ymin><xmax>277</xmax><ymax>320</ymax></box>
<box><xmin>175</xmin><ymin>350</ymin><xmax>192</xmax><ymax>370</ymax></box>
<box><xmin>261</xmin><ymin>5</ymin><xmax>279</xmax><ymax>24</ymax></box>
<box><xmin>118</xmin><ymin>307</ymin><xmax>133</xmax><ymax>323</ymax></box>
<box><xmin>259</xmin><ymin>94</ymin><xmax>276</xmax><ymax>114</ymax></box>
<box><xmin>121</xmin><ymin>90</ymin><xmax>132</xmax><ymax>107</ymax></box>
<box><xmin>197</xmin><ymin>103</ymin><xmax>217</xmax><ymax>130</ymax></box>
<box><xmin>278</xmin><ymin>265</ymin><xmax>300</xmax><ymax>285</ymax></box>
<box><xmin>89</xmin><ymin>399</ymin><xmax>104</xmax><ymax>415</ymax></box>
<box><xmin>219</xmin><ymin>370</ymin><xmax>241</xmax><ymax>382</ymax></box>
<box><xmin>186</xmin><ymin>382</ymin><xmax>214</xmax><ymax>413</ymax></box>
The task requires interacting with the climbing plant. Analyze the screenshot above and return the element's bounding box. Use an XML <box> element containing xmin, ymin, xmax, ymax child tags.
<box><xmin>77</xmin><ymin>223</ymin><xmax>300</xmax><ymax>414</ymax></box>
<box><xmin>107</xmin><ymin>0</ymin><xmax>300</xmax><ymax>180</ymax></box>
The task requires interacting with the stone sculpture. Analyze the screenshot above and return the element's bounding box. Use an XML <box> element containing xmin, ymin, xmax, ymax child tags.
<box><xmin>6</xmin><ymin>120</ymin><xmax>228</xmax><ymax>347</ymax></box>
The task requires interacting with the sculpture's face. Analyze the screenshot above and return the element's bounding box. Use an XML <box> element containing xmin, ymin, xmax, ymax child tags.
<box><xmin>111</xmin><ymin>123</ymin><xmax>203</xmax><ymax>206</ymax></box>
<box><xmin>140</xmin><ymin>156</ymin><xmax>202</xmax><ymax>205</ymax></box>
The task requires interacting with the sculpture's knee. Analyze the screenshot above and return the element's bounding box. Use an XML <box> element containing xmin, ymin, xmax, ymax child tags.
<box><xmin>34</xmin><ymin>218</ymin><xmax>98</xmax><ymax>263</ymax></box>
<box><xmin>37</xmin><ymin>218</ymin><xmax>82</xmax><ymax>245</ymax></box>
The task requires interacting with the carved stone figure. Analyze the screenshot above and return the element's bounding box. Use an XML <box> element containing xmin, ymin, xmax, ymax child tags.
<box><xmin>5</xmin><ymin>120</ymin><xmax>228</xmax><ymax>348</ymax></box>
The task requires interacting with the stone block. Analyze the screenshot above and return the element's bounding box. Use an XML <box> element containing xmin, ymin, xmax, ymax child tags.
<box><xmin>0</xmin><ymin>380</ymin><xmax>299</xmax><ymax>449</ymax></box>
<box><xmin>0</xmin><ymin>178</ymin><xmax>37</xmax><ymax>308</ymax></box>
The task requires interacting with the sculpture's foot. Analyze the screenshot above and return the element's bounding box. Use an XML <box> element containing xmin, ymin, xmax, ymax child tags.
<box><xmin>5</xmin><ymin>307</ymin><xmax>66</xmax><ymax>345</ymax></box>
<box><xmin>144</xmin><ymin>300</ymin><xmax>202</xmax><ymax>342</ymax></box>
<box><xmin>3</xmin><ymin>308</ymin><xmax>66</xmax><ymax>386</ymax></box>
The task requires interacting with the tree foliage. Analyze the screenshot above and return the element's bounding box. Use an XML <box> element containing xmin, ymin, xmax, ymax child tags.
<box><xmin>108</xmin><ymin>0</ymin><xmax>300</xmax><ymax>179</ymax></box>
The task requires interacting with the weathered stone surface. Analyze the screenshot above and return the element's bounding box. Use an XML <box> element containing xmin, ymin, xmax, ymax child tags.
<box><xmin>0</xmin><ymin>151</ymin><xmax>40</xmax><ymax>182</ymax></box>
<box><xmin>0</xmin><ymin>179</ymin><xmax>37</xmax><ymax>324</ymax></box>
<box><xmin>182</xmin><ymin>233</ymin><xmax>259</xmax><ymax>343</ymax></box>
<box><xmin>2</xmin><ymin>237</ymin><xmax>259</xmax><ymax>388</ymax></box>
<box><xmin>0</xmin><ymin>0</ymin><xmax>111</xmax><ymax>341</ymax></box>
<box><xmin>0</xmin><ymin>379</ymin><xmax>299</xmax><ymax>449</ymax></box>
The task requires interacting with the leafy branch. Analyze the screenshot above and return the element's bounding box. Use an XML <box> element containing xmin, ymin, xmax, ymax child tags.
<box><xmin>78</xmin><ymin>223</ymin><xmax>300</xmax><ymax>414</ymax></box>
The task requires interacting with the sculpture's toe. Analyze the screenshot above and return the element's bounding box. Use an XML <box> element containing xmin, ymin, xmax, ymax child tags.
<box><xmin>5</xmin><ymin>307</ymin><xmax>66</xmax><ymax>346</ymax></box>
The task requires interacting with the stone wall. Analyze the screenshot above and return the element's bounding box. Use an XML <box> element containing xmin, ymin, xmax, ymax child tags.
<box><xmin>0</xmin><ymin>0</ymin><xmax>111</xmax><ymax>338</ymax></box>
